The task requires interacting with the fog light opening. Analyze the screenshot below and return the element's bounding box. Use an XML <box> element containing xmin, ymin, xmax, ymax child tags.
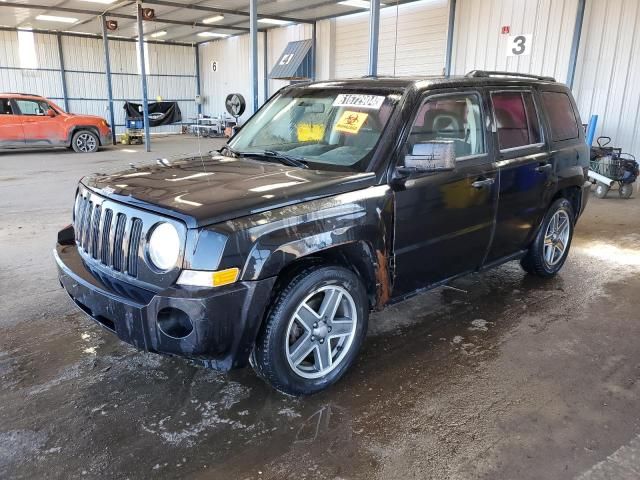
<box><xmin>157</xmin><ymin>307</ymin><xmax>193</xmax><ymax>339</ymax></box>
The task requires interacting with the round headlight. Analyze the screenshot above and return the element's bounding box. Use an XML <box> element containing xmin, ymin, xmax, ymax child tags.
<box><xmin>148</xmin><ymin>222</ymin><xmax>180</xmax><ymax>271</ymax></box>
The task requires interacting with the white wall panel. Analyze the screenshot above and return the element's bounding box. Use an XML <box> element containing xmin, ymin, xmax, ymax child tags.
<box><xmin>451</xmin><ymin>0</ymin><xmax>578</xmax><ymax>82</ymax></box>
<box><xmin>61</xmin><ymin>36</ymin><xmax>105</xmax><ymax>72</ymax></box>
<box><xmin>334</xmin><ymin>0</ymin><xmax>448</xmax><ymax>78</ymax></box>
<box><xmin>573</xmin><ymin>0</ymin><xmax>640</xmax><ymax>157</ymax></box>
<box><xmin>198</xmin><ymin>34</ymin><xmax>265</xmax><ymax>123</ymax></box>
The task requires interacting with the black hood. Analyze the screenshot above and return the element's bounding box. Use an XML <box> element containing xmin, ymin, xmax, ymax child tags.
<box><xmin>82</xmin><ymin>154</ymin><xmax>376</xmax><ymax>227</ymax></box>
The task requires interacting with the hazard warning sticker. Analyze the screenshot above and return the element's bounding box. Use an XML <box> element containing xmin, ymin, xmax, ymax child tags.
<box><xmin>334</xmin><ymin>111</ymin><xmax>369</xmax><ymax>134</ymax></box>
<box><xmin>332</xmin><ymin>94</ymin><xmax>385</xmax><ymax>110</ymax></box>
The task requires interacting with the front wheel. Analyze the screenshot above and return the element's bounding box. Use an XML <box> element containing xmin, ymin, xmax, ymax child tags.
<box><xmin>619</xmin><ymin>183</ymin><xmax>634</xmax><ymax>199</ymax></box>
<box><xmin>594</xmin><ymin>182</ymin><xmax>609</xmax><ymax>199</ymax></box>
<box><xmin>71</xmin><ymin>130</ymin><xmax>99</xmax><ymax>153</ymax></box>
<box><xmin>521</xmin><ymin>198</ymin><xmax>574</xmax><ymax>278</ymax></box>
<box><xmin>252</xmin><ymin>265</ymin><xmax>368</xmax><ymax>396</ymax></box>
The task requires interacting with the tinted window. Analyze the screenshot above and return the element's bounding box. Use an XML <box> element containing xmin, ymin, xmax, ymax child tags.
<box><xmin>406</xmin><ymin>93</ymin><xmax>486</xmax><ymax>159</ymax></box>
<box><xmin>541</xmin><ymin>91</ymin><xmax>579</xmax><ymax>141</ymax></box>
<box><xmin>15</xmin><ymin>100</ymin><xmax>49</xmax><ymax>116</ymax></box>
<box><xmin>492</xmin><ymin>92</ymin><xmax>541</xmax><ymax>150</ymax></box>
<box><xmin>0</xmin><ymin>99</ymin><xmax>13</xmax><ymax>115</ymax></box>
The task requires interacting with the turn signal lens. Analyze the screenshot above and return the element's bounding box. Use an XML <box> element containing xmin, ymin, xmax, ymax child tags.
<box><xmin>177</xmin><ymin>268</ymin><xmax>240</xmax><ymax>287</ymax></box>
<box><xmin>212</xmin><ymin>268</ymin><xmax>240</xmax><ymax>287</ymax></box>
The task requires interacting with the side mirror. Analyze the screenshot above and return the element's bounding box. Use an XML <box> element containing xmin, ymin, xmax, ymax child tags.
<box><xmin>399</xmin><ymin>140</ymin><xmax>456</xmax><ymax>174</ymax></box>
<box><xmin>46</xmin><ymin>109</ymin><xmax>56</xmax><ymax>118</ymax></box>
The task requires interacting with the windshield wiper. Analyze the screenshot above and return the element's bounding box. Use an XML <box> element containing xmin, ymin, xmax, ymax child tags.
<box><xmin>242</xmin><ymin>150</ymin><xmax>309</xmax><ymax>169</ymax></box>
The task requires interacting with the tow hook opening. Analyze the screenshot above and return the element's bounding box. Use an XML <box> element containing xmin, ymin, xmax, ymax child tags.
<box><xmin>157</xmin><ymin>307</ymin><xmax>193</xmax><ymax>339</ymax></box>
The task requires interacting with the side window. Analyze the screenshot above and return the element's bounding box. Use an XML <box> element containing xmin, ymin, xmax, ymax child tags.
<box><xmin>0</xmin><ymin>99</ymin><xmax>14</xmax><ymax>115</ymax></box>
<box><xmin>15</xmin><ymin>100</ymin><xmax>48</xmax><ymax>116</ymax></box>
<box><xmin>406</xmin><ymin>93</ymin><xmax>486</xmax><ymax>159</ymax></box>
<box><xmin>491</xmin><ymin>92</ymin><xmax>542</xmax><ymax>150</ymax></box>
<box><xmin>541</xmin><ymin>91</ymin><xmax>579</xmax><ymax>142</ymax></box>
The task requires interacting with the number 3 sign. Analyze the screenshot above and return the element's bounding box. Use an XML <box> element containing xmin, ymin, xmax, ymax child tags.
<box><xmin>507</xmin><ymin>34</ymin><xmax>532</xmax><ymax>56</ymax></box>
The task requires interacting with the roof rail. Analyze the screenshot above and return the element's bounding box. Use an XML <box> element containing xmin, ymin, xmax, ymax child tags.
<box><xmin>465</xmin><ymin>70</ymin><xmax>556</xmax><ymax>82</ymax></box>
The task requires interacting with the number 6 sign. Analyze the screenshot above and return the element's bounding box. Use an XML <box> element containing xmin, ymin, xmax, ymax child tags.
<box><xmin>507</xmin><ymin>34</ymin><xmax>532</xmax><ymax>56</ymax></box>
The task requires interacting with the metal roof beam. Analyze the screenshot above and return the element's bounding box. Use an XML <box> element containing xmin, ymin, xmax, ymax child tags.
<box><xmin>0</xmin><ymin>2</ymin><xmax>255</xmax><ymax>32</ymax></box>
<box><xmin>141</xmin><ymin>0</ymin><xmax>314</xmax><ymax>24</ymax></box>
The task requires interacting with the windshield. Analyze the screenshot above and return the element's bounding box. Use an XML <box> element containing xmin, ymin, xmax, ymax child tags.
<box><xmin>229</xmin><ymin>89</ymin><xmax>402</xmax><ymax>171</ymax></box>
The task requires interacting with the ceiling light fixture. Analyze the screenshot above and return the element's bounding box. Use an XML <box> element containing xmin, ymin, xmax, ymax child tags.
<box><xmin>150</xmin><ymin>30</ymin><xmax>167</xmax><ymax>38</ymax></box>
<box><xmin>257</xmin><ymin>18</ymin><xmax>290</xmax><ymax>25</ymax></box>
<box><xmin>78</xmin><ymin>0</ymin><xmax>116</xmax><ymax>4</ymax></box>
<box><xmin>36</xmin><ymin>15</ymin><xmax>78</xmax><ymax>23</ymax></box>
<box><xmin>203</xmin><ymin>14</ymin><xmax>224</xmax><ymax>24</ymax></box>
<box><xmin>197</xmin><ymin>32</ymin><xmax>229</xmax><ymax>38</ymax></box>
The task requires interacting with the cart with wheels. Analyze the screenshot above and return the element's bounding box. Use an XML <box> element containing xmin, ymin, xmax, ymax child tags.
<box><xmin>121</xmin><ymin>118</ymin><xmax>144</xmax><ymax>145</ymax></box>
<box><xmin>588</xmin><ymin>137</ymin><xmax>639</xmax><ymax>199</ymax></box>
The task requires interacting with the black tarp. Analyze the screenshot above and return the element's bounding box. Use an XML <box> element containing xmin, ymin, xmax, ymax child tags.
<box><xmin>123</xmin><ymin>101</ymin><xmax>182</xmax><ymax>127</ymax></box>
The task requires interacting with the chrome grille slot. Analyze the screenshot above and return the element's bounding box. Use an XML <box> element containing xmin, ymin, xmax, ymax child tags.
<box><xmin>90</xmin><ymin>204</ymin><xmax>101</xmax><ymax>259</ymax></box>
<box><xmin>72</xmin><ymin>186</ymin><xmax>186</xmax><ymax>291</ymax></box>
<box><xmin>128</xmin><ymin>218</ymin><xmax>143</xmax><ymax>277</ymax></box>
<box><xmin>100</xmin><ymin>209</ymin><xmax>113</xmax><ymax>266</ymax></box>
<box><xmin>112</xmin><ymin>213</ymin><xmax>127</xmax><ymax>272</ymax></box>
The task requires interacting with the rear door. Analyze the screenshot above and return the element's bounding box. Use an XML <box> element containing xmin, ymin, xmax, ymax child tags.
<box><xmin>0</xmin><ymin>98</ymin><xmax>25</xmax><ymax>148</ymax></box>
<box><xmin>484</xmin><ymin>89</ymin><xmax>555</xmax><ymax>263</ymax></box>
<box><xmin>14</xmin><ymin>99</ymin><xmax>66</xmax><ymax>146</ymax></box>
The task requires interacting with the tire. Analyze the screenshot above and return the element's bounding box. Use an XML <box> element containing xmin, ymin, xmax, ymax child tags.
<box><xmin>71</xmin><ymin>130</ymin><xmax>99</xmax><ymax>153</ymax></box>
<box><xmin>594</xmin><ymin>182</ymin><xmax>609</xmax><ymax>199</ymax></box>
<box><xmin>251</xmin><ymin>265</ymin><xmax>369</xmax><ymax>396</ymax></box>
<box><xmin>619</xmin><ymin>183</ymin><xmax>634</xmax><ymax>199</ymax></box>
<box><xmin>521</xmin><ymin>198</ymin><xmax>575</xmax><ymax>278</ymax></box>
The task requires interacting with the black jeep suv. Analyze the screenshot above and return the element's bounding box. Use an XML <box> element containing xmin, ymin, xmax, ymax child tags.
<box><xmin>56</xmin><ymin>71</ymin><xmax>590</xmax><ymax>395</ymax></box>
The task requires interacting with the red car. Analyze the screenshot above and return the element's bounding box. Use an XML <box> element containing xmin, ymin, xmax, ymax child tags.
<box><xmin>0</xmin><ymin>93</ymin><xmax>112</xmax><ymax>153</ymax></box>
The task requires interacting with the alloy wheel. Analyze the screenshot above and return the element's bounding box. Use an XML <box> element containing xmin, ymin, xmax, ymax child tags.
<box><xmin>543</xmin><ymin>210</ymin><xmax>571</xmax><ymax>266</ymax></box>
<box><xmin>76</xmin><ymin>133</ymin><xmax>97</xmax><ymax>152</ymax></box>
<box><xmin>285</xmin><ymin>285</ymin><xmax>358</xmax><ymax>379</ymax></box>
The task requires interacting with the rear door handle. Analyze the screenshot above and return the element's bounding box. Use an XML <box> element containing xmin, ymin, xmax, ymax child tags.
<box><xmin>535</xmin><ymin>163</ymin><xmax>553</xmax><ymax>173</ymax></box>
<box><xmin>471</xmin><ymin>178</ymin><xmax>495</xmax><ymax>189</ymax></box>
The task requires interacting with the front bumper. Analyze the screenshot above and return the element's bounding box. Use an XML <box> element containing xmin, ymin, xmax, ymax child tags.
<box><xmin>55</xmin><ymin>242</ymin><xmax>275</xmax><ymax>370</ymax></box>
<box><xmin>100</xmin><ymin>129</ymin><xmax>112</xmax><ymax>146</ymax></box>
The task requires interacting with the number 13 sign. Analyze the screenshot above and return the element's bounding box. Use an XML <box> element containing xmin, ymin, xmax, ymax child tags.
<box><xmin>507</xmin><ymin>34</ymin><xmax>532</xmax><ymax>56</ymax></box>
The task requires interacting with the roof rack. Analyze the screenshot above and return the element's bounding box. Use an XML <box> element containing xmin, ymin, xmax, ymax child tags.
<box><xmin>465</xmin><ymin>70</ymin><xmax>556</xmax><ymax>82</ymax></box>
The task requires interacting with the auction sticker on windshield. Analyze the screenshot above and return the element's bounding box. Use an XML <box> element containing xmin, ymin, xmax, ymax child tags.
<box><xmin>333</xmin><ymin>94</ymin><xmax>385</xmax><ymax>109</ymax></box>
<box><xmin>335</xmin><ymin>111</ymin><xmax>368</xmax><ymax>134</ymax></box>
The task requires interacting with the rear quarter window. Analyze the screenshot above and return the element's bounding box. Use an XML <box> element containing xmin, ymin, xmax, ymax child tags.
<box><xmin>541</xmin><ymin>91</ymin><xmax>579</xmax><ymax>142</ymax></box>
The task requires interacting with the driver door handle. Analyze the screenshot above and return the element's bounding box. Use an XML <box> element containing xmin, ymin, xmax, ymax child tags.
<box><xmin>471</xmin><ymin>178</ymin><xmax>495</xmax><ymax>189</ymax></box>
<box><xmin>535</xmin><ymin>162</ymin><xmax>553</xmax><ymax>173</ymax></box>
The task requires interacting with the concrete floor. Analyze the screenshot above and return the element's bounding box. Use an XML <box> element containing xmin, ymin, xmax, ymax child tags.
<box><xmin>1</xmin><ymin>136</ymin><xmax>640</xmax><ymax>480</ymax></box>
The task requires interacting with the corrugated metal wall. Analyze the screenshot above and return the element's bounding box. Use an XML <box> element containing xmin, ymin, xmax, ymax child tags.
<box><xmin>198</xmin><ymin>33</ymin><xmax>266</xmax><ymax>123</ymax></box>
<box><xmin>0</xmin><ymin>30</ymin><xmax>197</xmax><ymax>135</ymax></box>
<box><xmin>573</xmin><ymin>0</ymin><xmax>640</xmax><ymax>157</ymax></box>
<box><xmin>334</xmin><ymin>0</ymin><xmax>449</xmax><ymax>77</ymax></box>
<box><xmin>451</xmin><ymin>0</ymin><xmax>579</xmax><ymax>82</ymax></box>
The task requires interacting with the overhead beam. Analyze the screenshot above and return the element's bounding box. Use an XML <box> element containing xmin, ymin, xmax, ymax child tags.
<box><xmin>0</xmin><ymin>2</ymin><xmax>253</xmax><ymax>33</ymax></box>
<box><xmin>141</xmin><ymin>0</ymin><xmax>314</xmax><ymax>24</ymax></box>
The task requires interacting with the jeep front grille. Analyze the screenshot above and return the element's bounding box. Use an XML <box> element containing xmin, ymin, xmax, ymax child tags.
<box><xmin>75</xmin><ymin>194</ymin><xmax>142</xmax><ymax>277</ymax></box>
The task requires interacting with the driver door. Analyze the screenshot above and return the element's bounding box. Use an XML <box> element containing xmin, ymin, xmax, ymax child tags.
<box><xmin>392</xmin><ymin>90</ymin><xmax>498</xmax><ymax>295</ymax></box>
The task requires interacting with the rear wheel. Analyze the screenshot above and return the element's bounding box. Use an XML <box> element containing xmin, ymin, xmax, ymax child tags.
<box><xmin>594</xmin><ymin>182</ymin><xmax>609</xmax><ymax>199</ymax></box>
<box><xmin>71</xmin><ymin>130</ymin><xmax>99</xmax><ymax>153</ymax></box>
<box><xmin>521</xmin><ymin>198</ymin><xmax>574</xmax><ymax>278</ymax></box>
<box><xmin>619</xmin><ymin>183</ymin><xmax>634</xmax><ymax>199</ymax></box>
<box><xmin>252</xmin><ymin>265</ymin><xmax>368</xmax><ymax>396</ymax></box>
